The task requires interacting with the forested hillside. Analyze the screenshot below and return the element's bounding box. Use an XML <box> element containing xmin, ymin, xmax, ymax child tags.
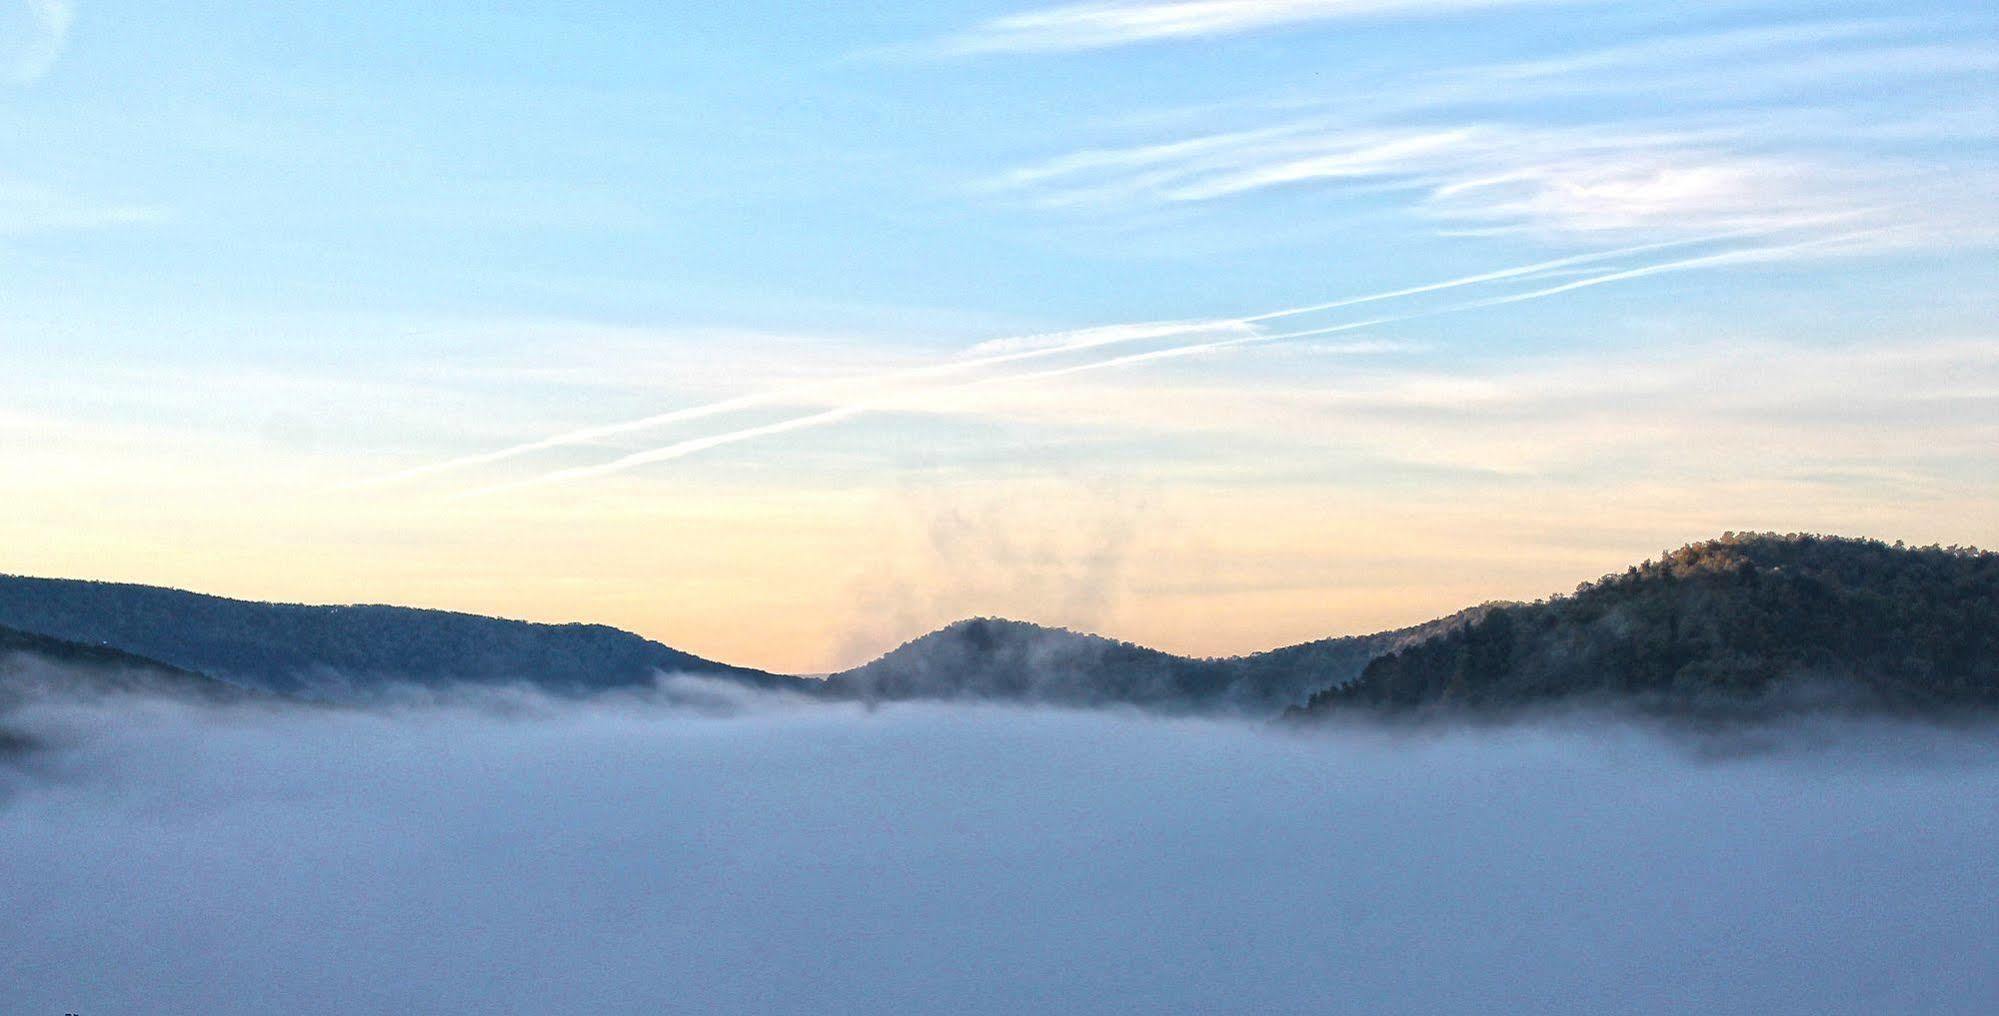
<box><xmin>822</xmin><ymin>618</ymin><xmax>1235</xmax><ymax>708</ymax></box>
<box><xmin>821</xmin><ymin>608</ymin><xmax>1491</xmax><ymax>713</ymax></box>
<box><xmin>0</xmin><ymin>576</ymin><xmax>801</xmax><ymax>698</ymax></box>
<box><xmin>1211</xmin><ymin>605</ymin><xmax>1496</xmax><ymax>711</ymax></box>
<box><xmin>1292</xmin><ymin>534</ymin><xmax>1999</xmax><ymax>718</ymax></box>
<box><xmin>1</xmin><ymin>622</ymin><xmax>244</xmax><ymax>705</ymax></box>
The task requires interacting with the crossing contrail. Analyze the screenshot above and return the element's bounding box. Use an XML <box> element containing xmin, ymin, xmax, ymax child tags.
<box><xmin>344</xmin><ymin>320</ymin><xmax>1239</xmax><ymax>488</ymax></box>
<box><xmin>876</xmin><ymin>232</ymin><xmax>1884</xmax><ymax>397</ymax></box>
<box><xmin>1460</xmin><ymin>227</ymin><xmax>1891</xmax><ymax>308</ymax></box>
<box><xmin>1023</xmin><ymin>226</ymin><xmax>1895</xmax><ymax>380</ymax></box>
<box><xmin>469</xmin><ymin>232</ymin><xmax>1843</xmax><ymax>495</ymax></box>
<box><xmin>464</xmin><ymin>337</ymin><xmax>1401</xmax><ymax>496</ymax></box>
<box><xmin>1236</xmin><ymin>228</ymin><xmax>1767</xmax><ymax>323</ymax></box>
<box><xmin>358</xmin><ymin>232</ymin><xmax>1751</xmax><ymax>490</ymax></box>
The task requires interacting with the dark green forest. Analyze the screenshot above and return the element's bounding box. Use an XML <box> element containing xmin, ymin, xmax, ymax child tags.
<box><xmin>0</xmin><ymin>622</ymin><xmax>244</xmax><ymax>706</ymax></box>
<box><xmin>0</xmin><ymin>575</ymin><xmax>797</xmax><ymax>697</ymax></box>
<box><xmin>1294</xmin><ymin>533</ymin><xmax>1999</xmax><ymax>718</ymax></box>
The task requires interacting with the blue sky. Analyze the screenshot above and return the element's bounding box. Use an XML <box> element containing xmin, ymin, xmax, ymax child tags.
<box><xmin>3</xmin><ymin>1</ymin><xmax>1995</xmax><ymax>670</ymax></box>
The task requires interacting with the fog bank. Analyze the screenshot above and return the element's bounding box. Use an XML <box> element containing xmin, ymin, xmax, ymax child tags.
<box><xmin>4</xmin><ymin>688</ymin><xmax>1997</xmax><ymax>1015</ymax></box>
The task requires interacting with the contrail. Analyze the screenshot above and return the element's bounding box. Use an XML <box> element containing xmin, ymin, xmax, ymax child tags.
<box><xmin>1048</xmin><ymin>228</ymin><xmax>1898</xmax><ymax>375</ymax></box>
<box><xmin>1237</xmin><ymin>228</ymin><xmax>1767</xmax><ymax>323</ymax></box>
<box><xmin>466</xmin><ymin>339</ymin><xmax>1403</xmax><ymax>496</ymax></box>
<box><xmin>357</xmin><ymin>232</ymin><xmax>1751</xmax><ymax>489</ymax></box>
<box><xmin>919</xmin><ymin>236</ymin><xmax>1869</xmax><ymax>393</ymax></box>
<box><xmin>344</xmin><ymin>320</ymin><xmax>1238</xmax><ymax>488</ymax></box>
<box><xmin>472</xmin><ymin>233</ymin><xmax>1839</xmax><ymax>495</ymax></box>
<box><xmin>463</xmin><ymin>326</ymin><xmax>1403</xmax><ymax>497</ymax></box>
<box><xmin>468</xmin><ymin>405</ymin><xmax>879</xmax><ymax>494</ymax></box>
<box><xmin>1460</xmin><ymin>227</ymin><xmax>1892</xmax><ymax>308</ymax></box>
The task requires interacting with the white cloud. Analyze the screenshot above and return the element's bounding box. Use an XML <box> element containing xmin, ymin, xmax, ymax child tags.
<box><xmin>994</xmin><ymin>119</ymin><xmax>1921</xmax><ymax>239</ymax></box>
<box><xmin>978</xmin><ymin>17</ymin><xmax>1999</xmax><ymax>242</ymax></box>
<box><xmin>4</xmin><ymin>0</ymin><xmax>73</xmax><ymax>84</ymax></box>
<box><xmin>935</xmin><ymin>0</ymin><xmax>1583</xmax><ymax>55</ymax></box>
<box><xmin>1421</xmin><ymin>151</ymin><xmax>1876</xmax><ymax>236</ymax></box>
<box><xmin>993</xmin><ymin>86</ymin><xmax>1999</xmax><ymax>246</ymax></box>
<box><xmin>1163</xmin><ymin>128</ymin><xmax>1478</xmax><ymax>200</ymax></box>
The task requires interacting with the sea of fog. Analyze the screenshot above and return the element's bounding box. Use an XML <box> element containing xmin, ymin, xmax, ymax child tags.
<box><xmin>4</xmin><ymin>681</ymin><xmax>1997</xmax><ymax>1015</ymax></box>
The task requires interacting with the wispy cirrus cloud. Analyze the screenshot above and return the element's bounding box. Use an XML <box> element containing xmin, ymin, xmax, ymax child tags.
<box><xmin>4</xmin><ymin>0</ymin><xmax>73</xmax><ymax>84</ymax></box>
<box><xmin>981</xmin><ymin>17</ymin><xmax>1999</xmax><ymax>243</ymax></box>
<box><xmin>931</xmin><ymin>0</ymin><xmax>1586</xmax><ymax>55</ymax></box>
<box><xmin>994</xmin><ymin>119</ymin><xmax>1921</xmax><ymax>239</ymax></box>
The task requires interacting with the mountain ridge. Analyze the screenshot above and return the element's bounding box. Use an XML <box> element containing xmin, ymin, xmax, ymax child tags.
<box><xmin>7</xmin><ymin>531</ymin><xmax>1992</xmax><ymax>717</ymax></box>
<box><xmin>819</xmin><ymin>607</ymin><xmax>1493</xmax><ymax>713</ymax></box>
<box><xmin>0</xmin><ymin>574</ymin><xmax>803</xmax><ymax>699</ymax></box>
<box><xmin>1289</xmin><ymin>532</ymin><xmax>1999</xmax><ymax>720</ymax></box>
<box><xmin>0</xmin><ymin>574</ymin><xmax>1497</xmax><ymax>711</ymax></box>
<box><xmin>0</xmin><ymin>621</ymin><xmax>248</xmax><ymax>706</ymax></box>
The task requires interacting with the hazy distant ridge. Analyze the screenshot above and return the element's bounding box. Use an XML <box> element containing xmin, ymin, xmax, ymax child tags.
<box><xmin>0</xmin><ymin>621</ymin><xmax>243</xmax><ymax>705</ymax></box>
<box><xmin>820</xmin><ymin>607</ymin><xmax>1490</xmax><ymax>713</ymax></box>
<box><xmin>0</xmin><ymin>575</ymin><xmax>800</xmax><ymax>698</ymax></box>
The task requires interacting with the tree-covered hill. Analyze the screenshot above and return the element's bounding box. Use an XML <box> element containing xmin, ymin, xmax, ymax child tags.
<box><xmin>821</xmin><ymin>609</ymin><xmax>1491</xmax><ymax>713</ymax></box>
<box><xmin>1291</xmin><ymin>534</ymin><xmax>1999</xmax><ymax>719</ymax></box>
<box><xmin>821</xmin><ymin>618</ymin><xmax>1235</xmax><ymax>708</ymax></box>
<box><xmin>0</xmin><ymin>575</ymin><xmax>803</xmax><ymax>698</ymax></box>
<box><xmin>1210</xmin><ymin>605</ymin><xmax>1497</xmax><ymax>712</ymax></box>
<box><xmin>1</xmin><ymin>622</ymin><xmax>245</xmax><ymax>705</ymax></box>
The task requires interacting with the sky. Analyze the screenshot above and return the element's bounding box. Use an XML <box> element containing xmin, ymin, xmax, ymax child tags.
<box><xmin>2</xmin><ymin>0</ymin><xmax>1995</xmax><ymax>672</ymax></box>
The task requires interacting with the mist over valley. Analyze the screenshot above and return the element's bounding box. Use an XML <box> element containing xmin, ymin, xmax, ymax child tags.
<box><xmin>6</xmin><ymin>684</ymin><xmax>1998</xmax><ymax>1015</ymax></box>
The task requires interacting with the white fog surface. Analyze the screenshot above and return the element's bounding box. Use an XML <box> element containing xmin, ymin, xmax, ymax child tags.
<box><xmin>3</xmin><ymin>685</ymin><xmax>1997</xmax><ymax>1015</ymax></box>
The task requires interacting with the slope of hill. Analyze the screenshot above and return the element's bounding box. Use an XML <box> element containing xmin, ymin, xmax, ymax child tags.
<box><xmin>1212</xmin><ymin>605</ymin><xmax>1498</xmax><ymax>712</ymax></box>
<box><xmin>822</xmin><ymin>618</ymin><xmax>1234</xmax><ymax>708</ymax></box>
<box><xmin>822</xmin><ymin>609</ymin><xmax>1490</xmax><ymax>713</ymax></box>
<box><xmin>0</xmin><ymin>622</ymin><xmax>245</xmax><ymax>705</ymax></box>
<box><xmin>1291</xmin><ymin>533</ymin><xmax>1999</xmax><ymax>719</ymax></box>
<box><xmin>0</xmin><ymin>575</ymin><xmax>802</xmax><ymax>698</ymax></box>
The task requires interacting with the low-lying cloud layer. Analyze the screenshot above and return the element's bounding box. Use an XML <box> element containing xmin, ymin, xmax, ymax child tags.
<box><xmin>4</xmin><ymin>683</ymin><xmax>1997</xmax><ymax>1014</ymax></box>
